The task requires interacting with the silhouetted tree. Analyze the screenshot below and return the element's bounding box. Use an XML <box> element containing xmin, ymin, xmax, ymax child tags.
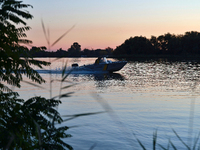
<box><xmin>113</xmin><ymin>31</ymin><xmax>200</xmax><ymax>57</ymax></box>
<box><xmin>114</xmin><ymin>36</ymin><xmax>154</xmax><ymax>55</ymax></box>
<box><xmin>157</xmin><ymin>33</ymin><xmax>178</xmax><ymax>54</ymax></box>
<box><xmin>68</xmin><ymin>42</ymin><xmax>81</xmax><ymax>56</ymax></box>
<box><xmin>29</xmin><ymin>46</ymin><xmax>47</xmax><ymax>56</ymax></box>
<box><xmin>182</xmin><ymin>31</ymin><xmax>200</xmax><ymax>55</ymax></box>
<box><xmin>105</xmin><ymin>47</ymin><xmax>113</xmax><ymax>55</ymax></box>
<box><xmin>150</xmin><ymin>36</ymin><xmax>160</xmax><ymax>54</ymax></box>
<box><xmin>55</xmin><ymin>48</ymin><xmax>68</xmax><ymax>57</ymax></box>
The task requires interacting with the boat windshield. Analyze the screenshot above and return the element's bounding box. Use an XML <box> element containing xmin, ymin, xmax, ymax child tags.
<box><xmin>102</xmin><ymin>57</ymin><xmax>107</xmax><ymax>63</ymax></box>
<box><xmin>95</xmin><ymin>57</ymin><xmax>108</xmax><ymax>64</ymax></box>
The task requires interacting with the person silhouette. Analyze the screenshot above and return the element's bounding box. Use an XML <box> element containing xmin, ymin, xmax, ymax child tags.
<box><xmin>95</xmin><ymin>57</ymin><xmax>101</xmax><ymax>64</ymax></box>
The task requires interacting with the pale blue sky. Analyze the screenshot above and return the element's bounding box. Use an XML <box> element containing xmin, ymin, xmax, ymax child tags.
<box><xmin>23</xmin><ymin>0</ymin><xmax>200</xmax><ymax>50</ymax></box>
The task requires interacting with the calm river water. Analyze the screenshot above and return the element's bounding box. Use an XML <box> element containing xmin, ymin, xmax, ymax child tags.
<box><xmin>16</xmin><ymin>58</ymin><xmax>200</xmax><ymax>150</ymax></box>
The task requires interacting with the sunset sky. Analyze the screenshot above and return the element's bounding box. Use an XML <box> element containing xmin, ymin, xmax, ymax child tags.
<box><xmin>23</xmin><ymin>0</ymin><xmax>200</xmax><ymax>51</ymax></box>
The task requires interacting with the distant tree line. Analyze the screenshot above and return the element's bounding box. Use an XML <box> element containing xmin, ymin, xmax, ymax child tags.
<box><xmin>114</xmin><ymin>31</ymin><xmax>200</xmax><ymax>56</ymax></box>
<box><xmin>29</xmin><ymin>31</ymin><xmax>200</xmax><ymax>58</ymax></box>
<box><xmin>30</xmin><ymin>42</ymin><xmax>113</xmax><ymax>57</ymax></box>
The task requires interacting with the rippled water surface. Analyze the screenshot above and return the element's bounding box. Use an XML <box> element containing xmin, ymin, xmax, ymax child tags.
<box><xmin>17</xmin><ymin>58</ymin><xmax>200</xmax><ymax>150</ymax></box>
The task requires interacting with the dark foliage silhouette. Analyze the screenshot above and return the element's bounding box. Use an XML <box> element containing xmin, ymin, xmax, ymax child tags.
<box><xmin>114</xmin><ymin>31</ymin><xmax>200</xmax><ymax>58</ymax></box>
<box><xmin>0</xmin><ymin>0</ymin><xmax>72</xmax><ymax>149</ymax></box>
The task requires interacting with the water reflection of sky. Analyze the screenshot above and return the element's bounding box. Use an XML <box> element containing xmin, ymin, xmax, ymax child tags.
<box><xmin>123</xmin><ymin>61</ymin><xmax>200</xmax><ymax>93</ymax></box>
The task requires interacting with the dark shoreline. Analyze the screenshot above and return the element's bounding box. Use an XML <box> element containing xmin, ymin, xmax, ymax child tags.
<box><xmin>32</xmin><ymin>55</ymin><xmax>200</xmax><ymax>62</ymax></box>
<box><xmin>112</xmin><ymin>55</ymin><xmax>200</xmax><ymax>62</ymax></box>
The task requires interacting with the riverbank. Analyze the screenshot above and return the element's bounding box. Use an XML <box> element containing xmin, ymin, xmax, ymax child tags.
<box><xmin>31</xmin><ymin>54</ymin><xmax>200</xmax><ymax>62</ymax></box>
<box><xmin>112</xmin><ymin>54</ymin><xmax>200</xmax><ymax>62</ymax></box>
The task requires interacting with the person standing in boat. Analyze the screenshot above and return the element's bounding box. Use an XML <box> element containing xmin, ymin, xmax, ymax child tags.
<box><xmin>95</xmin><ymin>57</ymin><xmax>101</xmax><ymax>64</ymax></box>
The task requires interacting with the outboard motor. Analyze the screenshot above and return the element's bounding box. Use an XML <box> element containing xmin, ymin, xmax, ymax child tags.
<box><xmin>72</xmin><ymin>63</ymin><xmax>79</xmax><ymax>68</ymax></box>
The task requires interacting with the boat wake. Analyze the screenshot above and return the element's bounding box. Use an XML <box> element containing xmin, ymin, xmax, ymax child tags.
<box><xmin>35</xmin><ymin>68</ymin><xmax>110</xmax><ymax>75</ymax></box>
<box><xmin>35</xmin><ymin>67</ymin><xmax>125</xmax><ymax>81</ymax></box>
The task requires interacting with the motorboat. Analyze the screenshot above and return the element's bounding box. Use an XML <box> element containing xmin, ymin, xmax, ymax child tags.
<box><xmin>71</xmin><ymin>57</ymin><xmax>127</xmax><ymax>73</ymax></box>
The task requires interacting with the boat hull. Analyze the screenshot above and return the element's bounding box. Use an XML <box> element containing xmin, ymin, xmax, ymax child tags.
<box><xmin>79</xmin><ymin>61</ymin><xmax>127</xmax><ymax>73</ymax></box>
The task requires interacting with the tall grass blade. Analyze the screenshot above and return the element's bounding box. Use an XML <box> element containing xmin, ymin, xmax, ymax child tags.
<box><xmin>158</xmin><ymin>144</ymin><xmax>168</xmax><ymax>150</ymax></box>
<box><xmin>51</xmin><ymin>57</ymin><xmax>64</xmax><ymax>62</ymax></box>
<box><xmin>89</xmin><ymin>143</ymin><xmax>97</xmax><ymax>150</ymax></box>
<box><xmin>41</xmin><ymin>19</ymin><xmax>50</xmax><ymax>45</ymax></box>
<box><xmin>172</xmin><ymin>129</ymin><xmax>190</xmax><ymax>150</ymax></box>
<box><xmin>61</xmin><ymin>84</ymin><xmax>78</xmax><ymax>90</ymax></box>
<box><xmin>59</xmin><ymin>92</ymin><xmax>74</xmax><ymax>98</ymax></box>
<box><xmin>51</xmin><ymin>25</ymin><xmax>75</xmax><ymax>47</ymax></box>
<box><xmin>22</xmin><ymin>80</ymin><xmax>47</xmax><ymax>90</ymax></box>
<box><xmin>62</xmin><ymin>111</ymin><xmax>105</xmax><ymax>118</ymax></box>
<box><xmin>169</xmin><ymin>140</ymin><xmax>178</xmax><ymax>150</ymax></box>
<box><xmin>47</xmin><ymin>26</ymin><xmax>50</xmax><ymax>46</ymax></box>
<box><xmin>62</xmin><ymin>111</ymin><xmax>105</xmax><ymax>122</ymax></box>
<box><xmin>91</xmin><ymin>93</ymin><xmax>135</xmax><ymax>149</ymax></box>
<box><xmin>133</xmin><ymin>133</ymin><xmax>146</xmax><ymax>150</ymax></box>
<box><xmin>192</xmin><ymin>132</ymin><xmax>200</xmax><ymax>150</ymax></box>
<box><xmin>62</xmin><ymin>61</ymin><xmax>68</xmax><ymax>78</ymax></box>
<box><xmin>158</xmin><ymin>139</ymin><xmax>170</xmax><ymax>150</ymax></box>
<box><xmin>52</xmin><ymin>92</ymin><xmax>74</xmax><ymax>99</ymax></box>
<box><xmin>153</xmin><ymin>130</ymin><xmax>157</xmax><ymax>150</ymax></box>
<box><xmin>198</xmin><ymin>143</ymin><xmax>200</xmax><ymax>150</ymax></box>
<box><xmin>54</xmin><ymin>79</ymin><xmax>74</xmax><ymax>84</ymax></box>
<box><xmin>62</xmin><ymin>69</ymin><xmax>73</xmax><ymax>82</ymax></box>
<box><xmin>67</xmin><ymin>124</ymin><xmax>92</xmax><ymax>128</ymax></box>
<box><xmin>167</xmin><ymin>140</ymin><xmax>170</xmax><ymax>150</ymax></box>
<box><xmin>91</xmin><ymin>93</ymin><xmax>113</xmax><ymax>113</ymax></box>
